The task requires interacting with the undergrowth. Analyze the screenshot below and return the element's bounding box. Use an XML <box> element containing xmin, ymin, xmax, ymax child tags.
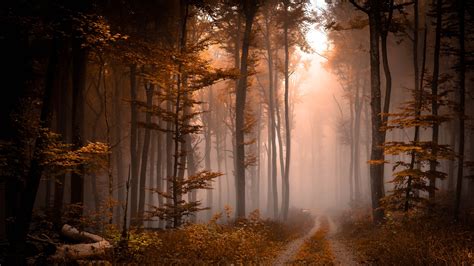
<box><xmin>109</xmin><ymin>208</ymin><xmax>314</xmax><ymax>264</ymax></box>
<box><xmin>337</xmin><ymin>207</ymin><xmax>474</xmax><ymax>265</ymax></box>
<box><xmin>291</xmin><ymin>216</ymin><xmax>335</xmax><ymax>265</ymax></box>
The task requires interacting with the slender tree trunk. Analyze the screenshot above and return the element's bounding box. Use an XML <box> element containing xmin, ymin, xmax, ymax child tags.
<box><xmin>267</xmin><ymin>109</ymin><xmax>273</xmax><ymax>215</ymax></box>
<box><xmin>89</xmin><ymin>64</ymin><xmax>104</xmax><ymax>214</ymax></box>
<box><xmin>368</xmin><ymin>1</ymin><xmax>385</xmax><ymax>223</ymax></box>
<box><xmin>381</xmin><ymin>0</ymin><xmax>393</xmax><ymax>126</ymax></box>
<box><xmin>165</xmin><ymin>90</ymin><xmax>174</xmax><ymax>228</ymax></box>
<box><xmin>205</xmin><ymin>88</ymin><xmax>213</xmax><ymax>219</ymax></box>
<box><xmin>405</xmin><ymin>4</ymin><xmax>428</xmax><ymax>211</ymax></box>
<box><xmin>448</xmin><ymin>121</ymin><xmax>456</xmax><ymax>191</ymax></box>
<box><xmin>454</xmin><ymin>0</ymin><xmax>465</xmax><ymax>220</ymax></box>
<box><xmin>354</xmin><ymin>73</ymin><xmax>362</xmax><ymax>201</ymax></box>
<box><xmin>129</xmin><ymin>65</ymin><xmax>139</xmax><ymax>226</ymax></box>
<box><xmin>171</xmin><ymin>1</ymin><xmax>189</xmax><ymax>227</ymax></box>
<box><xmin>137</xmin><ymin>84</ymin><xmax>154</xmax><ymax>225</ymax></box>
<box><xmin>70</xmin><ymin>39</ymin><xmax>86</xmax><ymax>208</ymax></box>
<box><xmin>274</xmin><ymin>83</ymin><xmax>286</xmax><ymax>216</ymax></box>
<box><xmin>429</xmin><ymin>0</ymin><xmax>442</xmax><ymax>201</ymax></box>
<box><xmin>8</xmin><ymin>37</ymin><xmax>58</xmax><ymax>264</ymax></box>
<box><xmin>186</xmin><ymin>135</ymin><xmax>197</xmax><ymax>222</ymax></box>
<box><xmin>364</xmin><ymin>85</ymin><xmax>371</xmax><ymax>184</ymax></box>
<box><xmin>349</xmin><ymin>98</ymin><xmax>355</xmax><ymax>202</ymax></box>
<box><xmin>90</xmin><ymin>173</ymin><xmax>100</xmax><ymax>213</ymax></box>
<box><xmin>282</xmin><ymin>1</ymin><xmax>291</xmax><ymax>221</ymax></box>
<box><xmin>103</xmin><ymin>66</ymin><xmax>114</xmax><ymax>224</ymax></box>
<box><xmin>53</xmin><ymin>46</ymin><xmax>71</xmax><ymax>226</ymax></box>
<box><xmin>254</xmin><ymin>102</ymin><xmax>262</xmax><ymax>211</ymax></box>
<box><xmin>235</xmin><ymin>1</ymin><xmax>257</xmax><ymax>218</ymax></box>
<box><xmin>223</xmin><ymin>128</ymin><xmax>230</xmax><ymax>205</ymax></box>
<box><xmin>147</xmin><ymin>131</ymin><xmax>155</xmax><ymax>227</ymax></box>
<box><xmin>156</xmin><ymin>119</ymin><xmax>164</xmax><ymax>228</ymax></box>
<box><xmin>264</xmin><ymin>9</ymin><xmax>278</xmax><ymax>218</ymax></box>
<box><xmin>113</xmin><ymin>68</ymin><xmax>124</xmax><ymax>224</ymax></box>
<box><xmin>379</xmin><ymin>7</ymin><xmax>393</xmax><ymax>205</ymax></box>
<box><xmin>215</xmin><ymin>115</ymin><xmax>223</xmax><ymax>210</ymax></box>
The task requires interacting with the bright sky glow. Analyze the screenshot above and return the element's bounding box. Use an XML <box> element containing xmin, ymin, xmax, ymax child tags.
<box><xmin>306</xmin><ymin>0</ymin><xmax>328</xmax><ymax>55</ymax></box>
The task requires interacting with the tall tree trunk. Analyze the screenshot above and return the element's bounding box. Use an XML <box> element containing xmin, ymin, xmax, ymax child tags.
<box><xmin>129</xmin><ymin>65</ymin><xmax>139</xmax><ymax>226</ymax></box>
<box><xmin>349</xmin><ymin>0</ymin><xmax>386</xmax><ymax>223</ymax></box>
<box><xmin>147</xmin><ymin>131</ymin><xmax>155</xmax><ymax>228</ymax></box>
<box><xmin>186</xmin><ymin>135</ymin><xmax>197</xmax><ymax>222</ymax></box>
<box><xmin>137</xmin><ymin>84</ymin><xmax>154</xmax><ymax>226</ymax></box>
<box><xmin>156</xmin><ymin>119</ymin><xmax>164</xmax><ymax>228</ymax></box>
<box><xmin>53</xmin><ymin>45</ymin><xmax>71</xmax><ymax>227</ymax></box>
<box><xmin>7</xmin><ymin>37</ymin><xmax>58</xmax><ymax>264</ymax></box>
<box><xmin>171</xmin><ymin>0</ymin><xmax>189</xmax><ymax>227</ymax></box>
<box><xmin>113</xmin><ymin>67</ymin><xmax>124</xmax><ymax>224</ymax></box>
<box><xmin>235</xmin><ymin>0</ymin><xmax>257</xmax><ymax>218</ymax></box>
<box><xmin>254</xmin><ymin>102</ymin><xmax>262</xmax><ymax>211</ymax></box>
<box><xmin>272</xmin><ymin>72</ymin><xmax>285</xmax><ymax>216</ymax></box>
<box><xmin>103</xmin><ymin>66</ymin><xmax>114</xmax><ymax>224</ymax></box>
<box><xmin>70</xmin><ymin>39</ymin><xmax>86</xmax><ymax>208</ymax></box>
<box><xmin>429</xmin><ymin>0</ymin><xmax>442</xmax><ymax>201</ymax></box>
<box><xmin>205</xmin><ymin>88</ymin><xmax>213</xmax><ymax>219</ymax></box>
<box><xmin>448</xmin><ymin>121</ymin><xmax>456</xmax><ymax>191</ymax></box>
<box><xmin>405</xmin><ymin>3</ymin><xmax>428</xmax><ymax>211</ymax></box>
<box><xmin>349</xmin><ymin>98</ymin><xmax>355</xmax><ymax>202</ymax></box>
<box><xmin>381</xmin><ymin>0</ymin><xmax>393</xmax><ymax>126</ymax></box>
<box><xmin>354</xmin><ymin>73</ymin><xmax>362</xmax><ymax>201</ymax></box>
<box><xmin>223</xmin><ymin>127</ymin><xmax>230</xmax><ymax>205</ymax></box>
<box><xmin>89</xmin><ymin>63</ymin><xmax>105</xmax><ymax>214</ymax></box>
<box><xmin>454</xmin><ymin>0</ymin><xmax>465</xmax><ymax>220</ymax></box>
<box><xmin>266</xmin><ymin>106</ymin><xmax>273</xmax><ymax>215</ymax></box>
<box><xmin>165</xmin><ymin>90</ymin><xmax>174</xmax><ymax>228</ymax></box>
<box><xmin>363</xmin><ymin>84</ymin><xmax>371</xmax><ymax>184</ymax></box>
<box><xmin>264</xmin><ymin>8</ymin><xmax>278</xmax><ymax>218</ymax></box>
<box><xmin>378</xmin><ymin>2</ymin><xmax>393</xmax><ymax>205</ymax></box>
<box><xmin>215</xmin><ymin>113</ymin><xmax>223</xmax><ymax>210</ymax></box>
<box><xmin>282</xmin><ymin>1</ymin><xmax>291</xmax><ymax>221</ymax></box>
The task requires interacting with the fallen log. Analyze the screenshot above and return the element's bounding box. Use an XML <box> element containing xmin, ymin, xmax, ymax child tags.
<box><xmin>50</xmin><ymin>224</ymin><xmax>112</xmax><ymax>261</ymax></box>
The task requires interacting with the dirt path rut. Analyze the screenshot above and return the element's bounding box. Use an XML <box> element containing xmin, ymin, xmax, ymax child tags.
<box><xmin>272</xmin><ymin>218</ymin><xmax>320</xmax><ymax>266</ymax></box>
<box><xmin>327</xmin><ymin>216</ymin><xmax>359</xmax><ymax>265</ymax></box>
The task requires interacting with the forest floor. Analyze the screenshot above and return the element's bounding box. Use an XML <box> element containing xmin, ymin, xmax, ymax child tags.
<box><xmin>274</xmin><ymin>214</ymin><xmax>359</xmax><ymax>265</ymax></box>
<box><xmin>335</xmin><ymin>206</ymin><xmax>474</xmax><ymax>265</ymax></box>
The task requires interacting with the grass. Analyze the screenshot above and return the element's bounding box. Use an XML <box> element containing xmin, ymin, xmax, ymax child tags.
<box><xmin>337</xmin><ymin>207</ymin><xmax>474</xmax><ymax>265</ymax></box>
<box><xmin>109</xmin><ymin>208</ymin><xmax>314</xmax><ymax>264</ymax></box>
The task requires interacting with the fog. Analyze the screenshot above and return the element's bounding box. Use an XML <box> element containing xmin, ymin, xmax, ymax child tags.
<box><xmin>3</xmin><ymin>0</ymin><xmax>473</xmax><ymax>242</ymax></box>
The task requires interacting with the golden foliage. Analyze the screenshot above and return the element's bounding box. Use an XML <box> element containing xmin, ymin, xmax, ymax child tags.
<box><xmin>40</xmin><ymin>129</ymin><xmax>109</xmax><ymax>175</ymax></box>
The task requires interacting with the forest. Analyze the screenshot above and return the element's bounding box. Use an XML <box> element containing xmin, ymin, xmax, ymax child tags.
<box><xmin>0</xmin><ymin>0</ymin><xmax>473</xmax><ymax>264</ymax></box>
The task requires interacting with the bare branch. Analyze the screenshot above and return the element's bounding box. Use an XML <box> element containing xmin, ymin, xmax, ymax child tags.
<box><xmin>349</xmin><ymin>0</ymin><xmax>369</xmax><ymax>14</ymax></box>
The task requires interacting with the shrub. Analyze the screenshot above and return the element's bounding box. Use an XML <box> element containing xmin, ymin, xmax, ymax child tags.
<box><xmin>110</xmin><ymin>209</ymin><xmax>311</xmax><ymax>264</ymax></box>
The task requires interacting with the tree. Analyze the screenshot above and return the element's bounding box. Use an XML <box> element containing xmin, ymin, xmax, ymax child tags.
<box><xmin>382</xmin><ymin>86</ymin><xmax>452</xmax><ymax>211</ymax></box>
<box><xmin>347</xmin><ymin>0</ymin><xmax>411</xmax><ymax>222</ymax></box>
<box><xmin>454</xmin><ymin>0</ymin><xmax>466</xmax><ymax>221</ymax></box>
<box><xmin>428</xmin><ymin>0</ymin><xmax>443</xmax><ymax>201</ymax></box>
<box><xmin>235</xmin><ymin>0</ymin><xmax>259</xmax><ymax>218</ymax></box>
